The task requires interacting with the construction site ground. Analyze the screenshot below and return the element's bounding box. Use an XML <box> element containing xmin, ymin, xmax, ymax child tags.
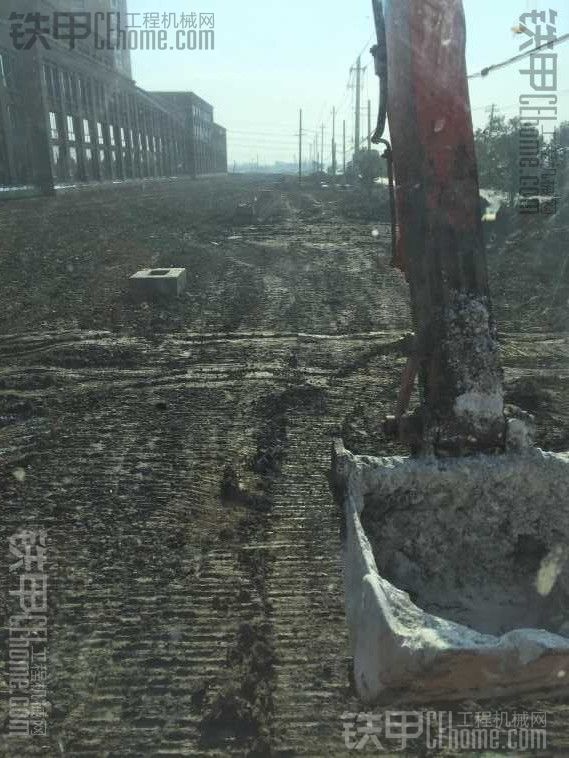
<box><xmin>1</xmin><ymin>174</ymin><xmax>569</xmax><ymax>756</ymax></box>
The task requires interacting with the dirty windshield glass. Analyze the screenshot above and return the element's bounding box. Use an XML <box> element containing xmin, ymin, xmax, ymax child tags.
<box><xmin>1</xmin><ymin>0</ymin><xmax>569</xmax><ymax>755</ymax></box>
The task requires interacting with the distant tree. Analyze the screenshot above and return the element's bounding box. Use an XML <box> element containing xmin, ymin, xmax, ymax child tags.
<box><xmin>475</xmin><ymin>115</ymin><xmax>517</xmax><ymax>203</ymax></box>
<box><xmin>357</xmin><ymin>148</ymin><xmax>382</xmax><ymax>191</ymax></box>
<box><xmin>557</xmin><ymin>121</ymin><xmax>569</xmax><ymax>149</ymax></box>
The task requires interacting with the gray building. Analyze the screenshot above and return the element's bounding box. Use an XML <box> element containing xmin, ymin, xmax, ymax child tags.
<box><xmin>212</xmin><ymin>123</ymin><xmax>227</xmax><ymax>174</ymax></box>
<box><xmin>151</xmin><ymin>91</ymin><xmax>227</xmax><ymax>176</ymax></box>
<box><xmin>0</xmin><ymin>0</ymin><xmax>226</xmax><ymax>190</ymax></box>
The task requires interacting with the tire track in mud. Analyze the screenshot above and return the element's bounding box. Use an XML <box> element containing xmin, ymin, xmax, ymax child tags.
<box><xmin>0</xmin><ymin>331</ymin><xmax>361</xmax><ymax>756</ymax></box>
<box><xmin>267</xmin><ymin>412</ymin><xmax>358</xmax><ymax>755</ymax></box>
<box><xmin>0</xmin><ymin>326</ymin><xmax>410</xmax><ymax>756</ymax></box>
<box><xmin>1</xmin><ymin>329</ymin><xmax>569</xmax><ymax>755</ymax></box>
<box><xmin>0</xmin><ymin>340</ymin><xmax>279</xmax><ymax>755</ymax></box>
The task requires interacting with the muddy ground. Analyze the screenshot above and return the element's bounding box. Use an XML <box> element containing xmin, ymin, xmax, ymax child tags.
<box><xmin>0</xmin><ymin>174</ymin><xmax>569</xmax><ymax>756</ymax></box>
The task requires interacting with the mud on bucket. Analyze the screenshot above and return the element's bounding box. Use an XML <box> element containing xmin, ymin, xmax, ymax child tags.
<box><xmin>332</xmin><ymin>440</ymin><xmax>569</xmax><ymax>704</ymax></box>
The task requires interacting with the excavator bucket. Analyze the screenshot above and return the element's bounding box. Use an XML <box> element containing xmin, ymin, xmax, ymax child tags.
<box><xmin>333</xmin><ymin>442</ymin><xmax>569</xmax><ymax>703</ymax></box>
<box><xmin>333</xmin><ymin>0</ymin><xmax>569</xmax><ymax>703</ymax></box>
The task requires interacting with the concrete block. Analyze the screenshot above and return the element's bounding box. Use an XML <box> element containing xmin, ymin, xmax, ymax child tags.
<box><xmin>332</xmin><ymin>440</ymin><xmax>569</xmax><ymax>703</ymax></box>
<box><xmin>130</xmin><ymin>268</ymin><xmax>187</xmax><ymax>298</ymax></box>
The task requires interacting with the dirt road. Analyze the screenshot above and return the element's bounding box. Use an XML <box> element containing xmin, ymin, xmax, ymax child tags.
<box><xmin>0</xmin><ymin>175</ymin><xmax>569</xmax><ymax>756</ymax></box>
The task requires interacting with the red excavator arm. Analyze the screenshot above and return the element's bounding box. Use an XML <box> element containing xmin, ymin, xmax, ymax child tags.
<box><xmin>373</xmin><ymin>0</ymin><xmax>505</xmax><ymax>455</ymax></box>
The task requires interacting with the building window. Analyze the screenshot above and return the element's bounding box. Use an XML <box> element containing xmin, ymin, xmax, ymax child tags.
<box><xmin>62</xmin><ymin>72</ymin><xmax>70</xmax><ymax>102</ymax></box>
<box><xmin>49</xmin><ymin>112</ymin><xmax>58</xmax><ymax>140</ymax></box>
<box><xmin>97</xmin><ymin>83</ymin><xmax>105</xmax><ymax>113</ymax></box>
<box><xmin>44</xmin><ymin>65</ymin><xmax>54</xmax><ymax>97</ymax></box>
<box><xmin>6</xmin><ymin>104</ymin><xmax>16</xmax><ymax>132</ymax></box>
<box><xmin>0</xmin><ymin>52</ymin><xmax>14</xmax><ymax>88</ymax></box>
<box><xmin>69</xmin><ymin>74</ymin><xmax>77</xmax><ymax>105</ymax></box>
<box><xmin>0</xmin><ymin>53</ymin><xmax>14</xmax><ymax>89</ymax></box>
<box><xmin>67</xmin><ymin>115</ymin><xmax>76</xmax><ymax>142</ymax></box>
<box><xmin>97</xmin><ymin>122</ymin><xmax>104</xmax><ymax>145</ymax></box>
<box><xmin>82</xmin><ymin>79</ymin><xmax>90</xmax><ymax>108</ymax></box>
<box><xmin>83</xmin><ymin>119</ymin><xmax>91</xmax><ymax>143</ymax></box>
<box><xmin>53</xmin><ymin>68</ymin><xmax>61</xmax><ymax>98</ymax></box>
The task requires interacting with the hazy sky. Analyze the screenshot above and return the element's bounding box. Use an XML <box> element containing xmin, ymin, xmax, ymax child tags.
<box><xmin>127</xmin><ymin>0</ymin><xmax>569</xmax><ymax>165</ymax></box>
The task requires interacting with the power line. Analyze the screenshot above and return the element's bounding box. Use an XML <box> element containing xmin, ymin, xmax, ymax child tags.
<box><xmin>228</xmin><ymin>135</ymin><xmax>300</xmax><ymax>142</ymax></box>
<box><xmin>331</xmin><ymin>71</ymin><xmax>354</xmax><ymax>124</ymax></box>
<box><xmin>230</xmin><ymin>37</ymin><xmax>374</xmax><ymax>168</ymax></box>
<box><xmin>229</xmin><ymin>135</ymin><xmax>299</xmax><ymax>142</ymax></box>
<box><xmin>311</xmin><ymin>38</ymin><xmax>373</xmax><ymax>164</ymax></box>
<box><xmin>356</xmin><ymin>34</ymin><xmax>374</xmax><ymax>62</ymax></box>
<box><xmin>230</xmin><ymin>129</ymin><xmax>302</xmax><ymax>136</ymax></box>
<box><xmin>468</xmin><ymin>31</ymin><xmax>569</xmax><ymax>79</ymax></box>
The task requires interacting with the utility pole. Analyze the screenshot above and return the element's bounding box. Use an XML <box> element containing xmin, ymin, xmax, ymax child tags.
<box><xmin>314</xmin><ymin>133</ymin><xmax>318</xmax><ymax>173</ymax></box>
<box><xmin>367</xmin><ymin>99</ymin><xmax>372</xmax><ymax>150</ymax></box>
<box><xmin>351</xmin><ymin>55</ymin><xmax>363</xmax><ymax>165</ymax></box>
<box><xmin>343</xmin><ymin>119</ymin><xmax>346</xmax><ymax>175</ymax></box>
<box><xmin>320</xmin><ymin>124</ymin><xmax>325</xmax><ymax>173</ymax></box>
<box><xmin>331</xmin><ymin>107</ymin><xmax>337</xmax><ymax>179</ymax></box>
<box><xmin>298</xmin><ymin>108</ymin><xmax>302</xmax><ymax>185</ymax></box>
